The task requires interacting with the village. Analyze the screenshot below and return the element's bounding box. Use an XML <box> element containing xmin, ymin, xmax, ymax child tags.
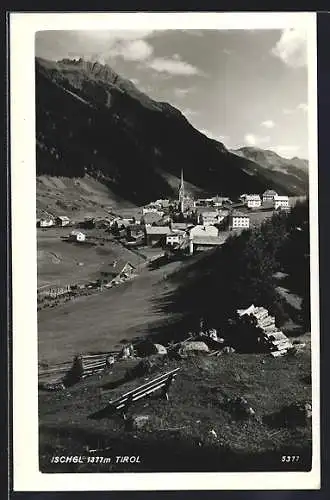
<box><xmin>38</xmin><ymin>171</ymin><xmax>291</xmax><ymax>252</ymax></box>
<box><xmin>36</xmin><ymin>171</ymin><xmax>296</xmax><ymax>311</ymax></box>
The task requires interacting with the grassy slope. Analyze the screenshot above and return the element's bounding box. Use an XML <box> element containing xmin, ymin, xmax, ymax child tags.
<box><xmin>37</xmin><ymin>174</ymin><xmax>136</xmax><ymax>220</ymax></box>
<box><xmin>38</xmin><ymin>259</ymin><xmax>189</xmax><ymax>364</ymax></box>
<box><xmin>39</xmin><ymin>349</ymin><xmax>311</xmax><ymax>473</ymax></box>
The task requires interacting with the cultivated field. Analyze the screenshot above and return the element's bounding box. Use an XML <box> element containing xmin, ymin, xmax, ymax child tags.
<box><xmin>37</xmin><ymin>228</ymin><xmax>145</xmax><ymax>289</ymax></box>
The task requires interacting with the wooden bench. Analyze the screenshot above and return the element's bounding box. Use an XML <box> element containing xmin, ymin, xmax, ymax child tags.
<box><xmin>103</xmin><ymin>367</ymin><xmax>181</xmax><ymax>419</ymax></box>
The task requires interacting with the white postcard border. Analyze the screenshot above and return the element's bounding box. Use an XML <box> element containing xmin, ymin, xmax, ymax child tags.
<box><xmin>10</xmin><ymin>11</ymin><xmax>320</xmax><ymax>491</ymax></box>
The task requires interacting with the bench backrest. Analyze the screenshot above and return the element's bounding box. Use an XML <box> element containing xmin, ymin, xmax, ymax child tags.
<box><xmin>108</xmin><ymin>367</ymin><xmax>180</xmax><ymax>410</ymax></box>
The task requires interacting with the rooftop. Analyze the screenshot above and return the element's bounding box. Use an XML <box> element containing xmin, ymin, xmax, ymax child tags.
<box><xmin>197</xmin><ymin>208</ymin><xmax>220</xmax><ymax>216</ymax></box>
<box><xmin>246</xmin><ymin>194</ymin><xmax>261</xmax><ymax>200</ymax></box>
<box><xmin>192</xmin><ymin>234</ymin><xmax>229</xmax><ymax>246</ymax></box>
<box><xmin>70</xmin><ymin>230</ymin><xmax>85</xmax><ymax>236</ymax></box>
<box><xmin>145</xmin><ymin>226</ymin><xmax>172</xmax><ymax>235</ymax></box>
<box><xmin>263</xmin><ymin>190</ymin><xmax>278</xmax><ymax>196</ymax></box>
<box><xmin>231</xmin><ymin>211</ymin><xmax>250</xmax><ymax>218</ymax></box>
<box><xmin>171</xmin><ymin>222</ymin><xmax>193</xmax><ymax>230</ymax></box>
<box><xmin>142</xmin><ymin>212</ymin><xmax>164</xmax><ymax>224</ymax></box>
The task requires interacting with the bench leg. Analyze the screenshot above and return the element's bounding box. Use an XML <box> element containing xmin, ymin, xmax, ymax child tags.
<box><xmin>162</xmin><ymin>374</ymin><xmax>175</xmax><ymax>400</ymax></box>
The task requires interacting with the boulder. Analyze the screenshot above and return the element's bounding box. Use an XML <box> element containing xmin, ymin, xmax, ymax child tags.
<box><xmin>178</xmin><ymin>341</ymin><xmax>209</xmax><ymax>357</ymax></box>
<box><xmin>225</xmin><ymin>396</ymin><xmax>256</xmax><ymax>419</ymax></box>
<box><xmin>154</xmin><ymin>344</ymin><xmax>167</xmax><ymax>355</ymax></box>
<box><xmin>106</xmin><ymin>355</ymin><xmax>116</xmax><ymax>368</ymax></box>
<box><xmin>135</xmin><ymin>339</ymin><xmax>166</xmax><ymax>357</ymax></box>
<box><xmin>222</xmin><ymin>346</ymin><xmax>236</xmax><ymax>355</ymax></box>
<box><xmin>207</xmin><ymin>329</ymin><xmax>218</xmax><ymax>341</ymax></box>
<box><xmin>125</xmin><ymin>415</ymin><xmax>150</xmax><ymax>431</ymax></box>
<box><xmin>120</xmin><ymin>344</ymin><xmax>135</xmax><ymax>359</ymax></box>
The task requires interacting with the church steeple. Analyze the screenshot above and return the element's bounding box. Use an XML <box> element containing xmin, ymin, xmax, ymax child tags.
<box><xmin>179</xmin><ymin>168</ymin><xmax>185</xmax><ymax>213</ymax></box>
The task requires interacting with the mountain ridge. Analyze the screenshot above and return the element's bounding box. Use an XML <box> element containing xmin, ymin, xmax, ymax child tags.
<box><xmin>35</xmin><ymin>57</ymin><xmax>308</xmax><ymax>206</ymax></box>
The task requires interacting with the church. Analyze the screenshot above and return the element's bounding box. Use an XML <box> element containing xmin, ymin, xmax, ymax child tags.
<box><xmin>178</xmin><ymin>169</ymin><xmax>194</xmax><ymax>213</ymax></box>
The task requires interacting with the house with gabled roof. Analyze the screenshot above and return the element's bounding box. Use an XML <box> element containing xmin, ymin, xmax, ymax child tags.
<box><xmin>230</xmin><ymin>211</ymin><xmax>250</xmax><ymax>230</ymax></box>
<box><xmin>56</xmin><ymin>215</ymin><xmax>71</xmax><ymax>226</ymax></box>
<box><xmin>262</xmin><ymin>189</ymin><xmax>278</xmax><ymax>203</ymax></box>
<box><xmin>145</xmin><ymin>225</ymin><xmax>172</xmax><ymax>246</ymax></box>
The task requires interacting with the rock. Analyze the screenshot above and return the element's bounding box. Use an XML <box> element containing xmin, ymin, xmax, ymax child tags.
<box><xmin>120</xmin><ymin>344</ymin><xmax>135</xmax><ymax>359</ymax></box>
<box><xmin>153</xmin><ymin>344</ymin><xmax>167</xmax><ymax>355</ymax></box>
<box><xmin>207</xmin><ymin>329</ymin><xmax>218</xmax><ymax>341</ymax></box>
<box><xmin>106</xmin><ymin>355</ymin><xmax>115</xmax><ymax>368</ymax></box>
<box><xmin>222</xmin><ymin>346</ymin><xmax>236</xmax><ymax>355</ymax></box>
<box><xmin>134</xmin><ymin>339</ymin><xmax>166</xmax><ymax>357</ymax></box>
<box><xmin>178</xmin><ymin>341</ymin><xmax>209</xmax><ymax>357</ymax></box>
<box><xmin>125</xmin><ymin>415</ymin><xmax>150</xmax><ymax>431</ymax></box>
<box><xmin>226</xmin><ymin>396</ymin><xmax>256</xmax><ymax>419</ymax></box>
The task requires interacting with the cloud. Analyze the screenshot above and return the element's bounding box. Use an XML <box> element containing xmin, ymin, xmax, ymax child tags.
<box><xmin>271</xmin><ymin>28</ymin><xmax>307</xmax><ymax>68</ymax></box>
<box><xmin>223</xmin><ymin>49</ymin><xmax>233</xmax><ymax>55</ymax></box>
<box><xmin>147</xmin><ymin>55</ymin><xmax>203</xmax><ymax>76</ymax></box>
<box><xmin>283</xmin><ymin>102</ymin><xmax>308</xmax><ymax>115</ymax></box>
<box><xmin>273</xmin><ymin>145</ymin><xmax>300</xmax><ymax>158</ymax></box>
<box><xmin>261</xmin><ymin>120</ymin><xmax>275</xmax><ymax>129</ymax></box>
<box><xmin>35</xmin><ymin>30</ymin><xmax>156</xmax><ymax>63</ymax></box>
<box><xmin>183</xmin><ymin>108</ymin><xmax>199</xmax><ymax>119</ymax></box>
<box><xmin>244</xmin><ymin>134</ymin><xmax>270</xmax><ymax>146</ymax></box>
<box><xmin>130</xmin><ymin>78</ymin><xmax>140</xmax><ymax>86</ymax></box>
<box><xmin>173</xmin><ymin>88</ymin><xmax>192</xmax><ymax>98</ymax></box>
<box><xmin>109</xmin><ymin>39</ymin><xmax>153</xmax><ymax>61</ymax></box>
<box><xmin>297</xmin><ymin>102</ymin><xmax>308</xmax><ymax>112</ymax></box>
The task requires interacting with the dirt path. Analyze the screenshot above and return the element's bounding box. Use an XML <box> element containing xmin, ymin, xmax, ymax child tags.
<box><xmin>38</xmin><ymin>259</ymin><xmax>185</xmax><ymax>364</ymax></box>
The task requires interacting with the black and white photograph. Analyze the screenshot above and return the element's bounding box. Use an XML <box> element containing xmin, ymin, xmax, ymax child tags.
<box><xmin>11</xmin><ymin>12</ymin><xmax>320</xmax><ymax>491</ymax></box>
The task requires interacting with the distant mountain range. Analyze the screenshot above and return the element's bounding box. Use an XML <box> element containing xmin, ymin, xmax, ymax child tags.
<box><xmin>36</xmin><ymin>57</ymin><xmax>309</xmax><ymax>206</ymax></box>
<box><xmin>231</xmin><ymin>147</ymin><xmax>309</xmax><ymax>196</ymax></box>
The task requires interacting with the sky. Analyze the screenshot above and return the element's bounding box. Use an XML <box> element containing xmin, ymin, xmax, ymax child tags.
<box><xmin>35</xmin><ymin>28</ymin><xmax>309</xmax><ymax>159</ymax></box>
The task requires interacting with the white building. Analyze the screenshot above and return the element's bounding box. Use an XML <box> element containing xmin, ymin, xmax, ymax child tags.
<box><xmin>245</xmin><ymin>194</ymin><xmax>261</xmax><ymax>209</ymax></box>
<box><xmin>155</xmin><ymin>199</ymin><xmax>170</xmax><ymax>209</ymax></box>
<box><xmin>39</xmin><ymin>218</ymin><xmax>54</xmax><ymax>228</ymax></box>
<box><xmin>274</xmin><ymin>195</ymin><xmax>289</xmax><ymax>210</ymax></box>
<box><xmin>198</xmin><ymin>210</ymin><xmax>221</xmax><ymax>226</ymax></box>
<box><xmin>230</xmin><ymin>212</ymin><xmax>250</xmax><ymax>229</ymax></box>
<box><xmin>142</xmin><ymin>204</ymin><xmax>164</xmax><ymax>216</ymax></box>
<box><xmin>212</xmin><ymin>196</ymin><xmax>231</xmax><ymax>207</ymax></box>
<box><xmin>166</xmin><ymin>231</ymin><xmax>185</xmax><ymax>246</ymax></box>
<box><xmin>194</xmin><ymin>198</ymin><xmax>214</xmax><ymax>208</ymax></box>
<box><xmin>70</xmin><ymin>230</ymin><xmax>86</xmax><ymax>242</ymax></box>
<box><xmin>262</xmin><ymin>190</ymin><xmax>278</xmax><ymax>203</ymax></box>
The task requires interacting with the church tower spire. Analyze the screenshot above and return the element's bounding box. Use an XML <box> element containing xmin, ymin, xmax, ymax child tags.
<box><xmin>179</xmin><ymin>168</ymin><xmax>185</xmax><ymax>213</ymax></box>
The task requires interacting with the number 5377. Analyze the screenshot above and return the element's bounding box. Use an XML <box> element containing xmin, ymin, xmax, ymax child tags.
<box><xmin>281</xmin><ymin>455</ymin><xmax>300</xmax><ymax>462</ymax></box>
